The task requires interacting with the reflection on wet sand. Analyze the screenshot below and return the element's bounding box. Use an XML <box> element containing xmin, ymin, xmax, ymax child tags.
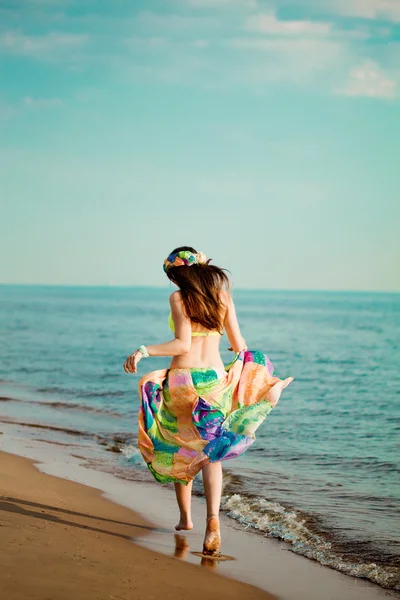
<box><xmin>174</xmin><ymin>534</ymin><xmax>190</xmax><ymax>559</ymax></box>
<box><xmin>174</xmin><ymin>533</ymin><xmax>235</xmax><ymax>571</ymax></box>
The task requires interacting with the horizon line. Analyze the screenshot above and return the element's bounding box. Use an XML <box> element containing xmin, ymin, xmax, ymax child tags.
<box><xmin>0</xmin><ymin>282</ymin><xmax>399</xmax><ymax>294</ymax></box>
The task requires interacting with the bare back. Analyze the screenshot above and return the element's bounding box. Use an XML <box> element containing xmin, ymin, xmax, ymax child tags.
<box><xmin>169</xmin><ymin>289</ymin><xmax>246</xmax><ymax>370</ymax></box>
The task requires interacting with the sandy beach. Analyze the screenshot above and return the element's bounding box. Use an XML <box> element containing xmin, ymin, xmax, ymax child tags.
<box><xmin>1</xmin><ymin>428</ymin><xmax>397</xmax><ymax>600</ymax></box>
<box><xmin>0</xmin><ymin>450</ymin><xmax>275</xmax><ymax>600</ymax></box>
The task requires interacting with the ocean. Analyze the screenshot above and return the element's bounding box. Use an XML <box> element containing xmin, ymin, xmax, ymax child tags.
<box><xmin>1</xmin><ymin>284</ymin><xmax>399</xmax><ymax>591</ymax></box>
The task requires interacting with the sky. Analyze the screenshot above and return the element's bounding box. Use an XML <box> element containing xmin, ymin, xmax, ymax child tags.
<box><xmin>0</xmin><ymin>0</ymin><xmax>399</xmax><ymax>291</ymax></box>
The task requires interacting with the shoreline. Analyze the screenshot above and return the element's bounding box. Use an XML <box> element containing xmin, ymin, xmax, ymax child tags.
<box><xmin>0</xmin><ymin>450</ymin><xmax>274</xmax><ymax>600</ymax></box>
<box><xmin>0</xmin><ymin>423</ymin><xmax>396</xmax><ymax>600</ymax></box>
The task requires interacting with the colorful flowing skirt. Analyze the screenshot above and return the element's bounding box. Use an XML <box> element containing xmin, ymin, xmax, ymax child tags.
<box><xmin>138</xmin><ymin>350</ymin><xmax>289</xmax><ymax>485</ymax></box>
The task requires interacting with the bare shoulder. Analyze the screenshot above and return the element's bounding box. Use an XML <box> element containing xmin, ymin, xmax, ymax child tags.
<box><xmin>169</xmin><ymin>290</ymin><xmax>188</xmax><ymax>322</ymax></box>
<box><xmin>169</xmin><ymin>290</ymin><xmax>183</xmax><ymax>307</ymax></box>
<box><xmin>220</xmin><ymin>288</ymin><xmax>232</xmax><ymax>306</ymax></box>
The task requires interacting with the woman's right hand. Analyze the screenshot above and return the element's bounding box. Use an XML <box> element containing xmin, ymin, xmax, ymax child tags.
<box><xmin>123</xmin><ymin>350</ymin><xmax>143</xmax><ymax>374</ymax></box>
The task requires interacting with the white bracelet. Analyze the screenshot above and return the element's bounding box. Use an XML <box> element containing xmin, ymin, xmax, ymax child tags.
<box><xmin>137</xmin><ymin>345</ymin><xmax>149</xmax><ymax>358</ymax></box>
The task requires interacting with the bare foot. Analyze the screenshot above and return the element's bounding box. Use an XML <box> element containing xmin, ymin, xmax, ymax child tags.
<box><xmin>175</xmin><ymin>517</ymin><xmax>194</xmax><ymax>531</ymax></box>
<box><xmin>203</xmin><ymin>516</ymin><xmax>221</xmax><ymax>555</ymax></box>
<box><xmin>267</xmin><ymin>376</ymin><xmax>294</xmax><ymax>407</ymax></box>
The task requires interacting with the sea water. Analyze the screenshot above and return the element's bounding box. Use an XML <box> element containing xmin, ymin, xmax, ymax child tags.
<box><xmin>0</xmin><ymin>285</ymin><xmax>399</xmax><ymax>590</ymax></box>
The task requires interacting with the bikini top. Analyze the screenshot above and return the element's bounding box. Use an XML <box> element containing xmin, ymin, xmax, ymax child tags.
<box><xmin>168</xmin><ymin>312</ymin><xmax>221</xmax><ymax>337</ymax></box>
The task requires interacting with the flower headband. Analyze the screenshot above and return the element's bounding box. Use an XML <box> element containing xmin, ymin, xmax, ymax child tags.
<box><xmin>163</xmin><ymin>250</ymin><xmax>207</xmax><ymax>273</ymax></box>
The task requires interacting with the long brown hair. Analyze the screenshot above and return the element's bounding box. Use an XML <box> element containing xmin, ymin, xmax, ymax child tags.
<box><xmin>165</xmin><ymin>246</ymin><xmax>230</xmax><ymax>332</ymax></box>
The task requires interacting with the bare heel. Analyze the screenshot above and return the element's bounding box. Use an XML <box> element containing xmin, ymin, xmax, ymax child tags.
<box><xmin>203</xmin><ymin>515</ymin><xmax>221</xmax><ymax>555</ymax></box>
<box><xmin>175</xmin><ymin>517</ymin><xmax>193</xmax><ymax>531</ymax></box>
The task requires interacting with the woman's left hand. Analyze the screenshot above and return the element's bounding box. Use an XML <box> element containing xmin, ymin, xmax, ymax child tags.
<box><xmin>123</xmin><ymin>350</ymin><xmax>143</xmax><ymax>374</ymax></box>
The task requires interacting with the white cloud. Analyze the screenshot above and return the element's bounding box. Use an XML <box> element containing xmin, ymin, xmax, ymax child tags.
<box><xmin>0</xmin><ymin>31</ymin><xmax>88</xmax><ymax>57</ymax></box>
<box><xmin>339</xmin><ymin>61</ymin><xmax>396</xmax><ymax>98</ymax></box>
<box><xmin>226</xmin><ymin>37</ymin><xmax>341</xmax><ymax>58</ymax></box>
<box><xmin>245</xmin><ymin>12</ymin><xmax>332</xmax><ymax>35</ymax></box>
<box><xmin>192</xmin><ymin>39</ymin><xmax>209</xmax><ymax>47</ymax></box>
<box><xmin>135</xmin><ymin>11</ymin><xmax>217</xmax><ymax>32</ymax></box>
<box><xmin>187</xmin><ymin>0</ymin><xmax>257</xmax><ymax>6</ymax></box>
<box><xmin>24</xmin><ymin>96</ymin><xmax>63</xmax><ymax>108</ymax></box>
<box><xmin>23</xmin><ymin>0</ymin><xmax>65</xmax><ymax>4</ymax></box>
<box><xmin>0</xmin><ymin>95</ymin><xmax>63</xmax><ymax>121</ymax></box>
<box><xmin>223</xmin><ymin>37</ymin><xmax>343</xmax><ymax>83</ymax></box>
<box><xmin>124</xmin><ymin>36</ymin><xmax>167</xmax><ymax>50</ymax></box>
<box><xmin>333</xmin><ymin>0</ymin><xmax>400</xmax><ymax>22</ymax></box>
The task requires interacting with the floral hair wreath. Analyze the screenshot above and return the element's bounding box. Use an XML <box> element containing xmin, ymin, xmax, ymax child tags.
<box><xmin>163</xmin><ymin>250</ymin><xmax>208</xmax><ymax>273</ymax></box>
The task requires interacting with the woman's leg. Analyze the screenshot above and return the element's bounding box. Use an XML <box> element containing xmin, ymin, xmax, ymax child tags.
<box><xmin>174</xmin><ymin>481</ymin><xmax>194</xmax><ymax>531</ymax></box>
<box><xmin>202</xmin><ymin>461</ymin><xmax>223</xmax><ymax>518</ymax></box>
<box><xmin>202</xmin><ymin>461</ymin><xmax>222</xmax><ymax>554</ymax></box>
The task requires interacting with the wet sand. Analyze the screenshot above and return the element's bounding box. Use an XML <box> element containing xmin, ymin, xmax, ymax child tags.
<box><xmin>0</xmin><ymin>451</ymin><xmax>274</xmax><ymax>600</ymax></box>
<box><xmin>0</xmin><ymin>427</ymin><xmax>396</xmax><ymax>600</ymax></box>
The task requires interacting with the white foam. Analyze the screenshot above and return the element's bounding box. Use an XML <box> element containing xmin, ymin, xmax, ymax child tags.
<box><xmin>120</xmin><ymin>444</ymin><xmax>141</xmax><ymax>459</ymax></box>
<box><xmin>222</xmin><ymin>493</ymin><xmax>400</xmax><ymax>590</ymax></box>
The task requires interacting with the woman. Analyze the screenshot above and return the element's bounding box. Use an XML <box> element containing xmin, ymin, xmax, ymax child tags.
<box><xmin>124</xmin><ymin>246</ymin><xmax>293</xmax><ymax>555</ymax></box>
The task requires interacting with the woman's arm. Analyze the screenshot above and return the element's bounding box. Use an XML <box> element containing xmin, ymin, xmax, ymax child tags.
<box><xmin>124</xmin><ymin>292</ymin><xmax>191</xmax><ymax>373</ymax></box>
<box><xmin>223</xmin><ymin>291</ymin><xmax>247</xmax><ymax>353</ymax></box>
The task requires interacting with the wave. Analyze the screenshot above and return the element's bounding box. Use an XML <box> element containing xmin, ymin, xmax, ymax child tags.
<box><xmin>1</xmin><ymin>418</ymin><xmax>136</xmax><ymax>455</ymax></box>
<box><xmin>0</xmin><ymin>417</ymin><xmax>90</xmax><ymax>438</ymax></box>
<box><xmin>96</xmin><ymin>433</ymin><xmax>137</xmax><ymax>454</ymax></box>
<box><xmin>0</xmin><ymin>394</ymin><xmax>122</xmax><ymax>417</ymax></box>
<box><xmin>1</xmin><ymin>379</ymin><xmax>126</xmax><ymax>402</ymax></box>
<box><xmin>35</xmin><ymin>386</ymin><xmax>127</xmax><ymax>399</ymax></box>
<box><xmin>41</xmin><ymin>401</ymin><xmax>122</xmax><ymax>416</ymax></box>
<box><xmin>120</xmin><ymin>444</ymin><xmax>141</xmax><ymax>460</ymax></box>
<box><xmin>221</xmin><ymin>493</ymin><xmax>400</xmax><ymax>591</ymax></box>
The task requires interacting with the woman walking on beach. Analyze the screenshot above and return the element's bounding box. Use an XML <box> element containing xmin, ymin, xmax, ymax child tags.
<box><xmin>124</xmin><ymin>247</ymin><xmax>293</xmax><ymax>555</ymax></box>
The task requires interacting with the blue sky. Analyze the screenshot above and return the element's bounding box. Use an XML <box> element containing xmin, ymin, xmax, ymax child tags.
<box><xmin>1</xmin><ymin>0</ymin><xmax>399</xmax><ymax>290</ymax></box>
